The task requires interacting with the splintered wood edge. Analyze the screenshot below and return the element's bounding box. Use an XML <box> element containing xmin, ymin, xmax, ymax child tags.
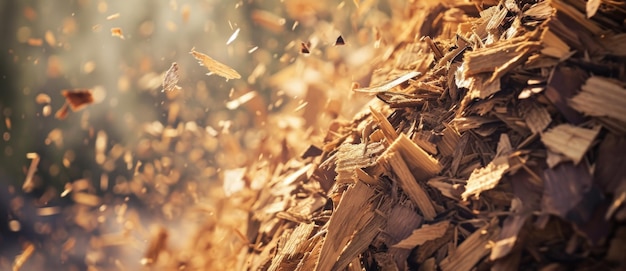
<box><xmin>569</xmin><ymin>76</ymin><xmax>626</xmax><ymax>123</ymax></box>
<box><xmin>370</xmin><ymin>107</ymin><xmax>398</xmax><ymax>142</ymax></box>
<box><xmin>440</xmin><ymin>219</ymin><xmax>500</xmax><ymax>271</ymax></box>
<box><xmin>392</xmin><ymin>220</ymin><xmax>450</xmax><ymax>249</ymax></box>
<box><xmin>384</xmin><ymin>150</ymin><xmax>437</xmax><ymax>220</ymax></box>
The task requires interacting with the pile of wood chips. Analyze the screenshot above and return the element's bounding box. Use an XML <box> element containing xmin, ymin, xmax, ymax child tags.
<box><xmin>240</xmin><ymin>0</ymin><xmax>626</xmax><ymax>270</ymax></box>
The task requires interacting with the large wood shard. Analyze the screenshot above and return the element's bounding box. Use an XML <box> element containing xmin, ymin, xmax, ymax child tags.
<box><xmin>569</xmin><ymin>76</ymin><xmax>626</xmax><ymax>123</ymax></box>
<box><xmin>440</xmin><ymin>219</ymin><xmax>500</xmax><ymax>271</ymax></box>
<box><xmin>541</xmin><ymin>124</ymin><xmax>600</xmax><ymax>165</ymax></box>
<box><xmin>384</xmin><ymin>150</ymin><xmax>437</xmax><ymax>220</ymax></box>
<box><xmin>392</xmin><ymin>221</ymin><xmax>450</xmax><ymax>249</ymax></box>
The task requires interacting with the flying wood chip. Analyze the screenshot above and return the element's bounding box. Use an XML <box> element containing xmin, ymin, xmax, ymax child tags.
<box><xmin>62</xmin><ymin>89</ymin><xmax>94</xmax><ymax>111</ymax></box>
<box><xmin>55</xmin><ymin>89</ymin><xmax>94</xmax><ymax>120</ymax></box>
<box><xmin>162</xmin><ymin>62</ymin><xmax>181</xmax><ymax>92</ymax></box>
<box><xmin>110</xmin><ymin>27</ymin><xmax>124</xmax><ymax>39</ymax></box>
<box><xmin>335</xmin><ymin>35</ymin><xmax>345</xmax><ymax>45</ymax></box>
<box><xmin>189</xmin><ymin>48</ymin><xmax>241</xmax><ymax>80</ymax></box>
<box><xmin>300</xmin><ymin>42</ymin><xmax>310</xmax><ymax>54</ymax></box>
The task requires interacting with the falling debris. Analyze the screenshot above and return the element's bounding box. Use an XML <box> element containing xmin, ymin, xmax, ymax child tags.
<box><xmin>12</xmin><ymin>242</ymin><xmax>35</xmax><ymax>271</ymax></box>
<box><xmin>300</xmin><ymin>41</ymin><xmax>310</xmax><ymax>54</ymax></box>
<box><xmin>106</xmin><ymin>13</ymin><xmax>120</xmax><ymax>20</ymax></box>
<box><xmin>61</xmin><ymin>89</ymin><xmax>94</xmax><ymax>111</ymax></box>
<box><xmin>55</xmin><ymin>89</ymin><xmax>94</xmax><ymax>119</ymax></box>
<box><xmin>110</xmin><ymin>27</ymin><xmax>124</xmax><ymax>39</ymax></box>
<box><xmin>190</xmin><ymin>48</ymin><xmax>241</xmax><ymax>80</ymax></box>
<box><xmin>334</xmin><ymin>35</ymin><xmax>345</xmax><ymax>45</ymax></box>
<box><xmin>226</xmin><ymin>28</ymin><xmax>240</xmax><ymax>45</ymax></box>
<box><xmin>225</xmin><ymin>91</ymin><xmax>257</xmax><ymax>110</ymax></box>
<box><xmin>161</xmin><ymin>62</ymin><xmax>181</xmax><ymax>92</ymax></box>
<box><xmin>22</xmin><ymin>152</ymin><xmax>41</xmax><ymax>193</ymax></box>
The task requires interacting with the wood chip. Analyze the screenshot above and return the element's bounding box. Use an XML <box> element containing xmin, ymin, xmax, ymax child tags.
<box><xmin>162</xmin><ymin>62</ymin><xmax>181</xmax><ymax>92</ymax></box>
<box><xmin>383</xmin><ymin>150</ymin><xmax>437</xmax><ymax>220</ymax></box>
<box><xmin>541</xmin><ymin>124</ymin><xmax>599</xmax><ymax>165</ymax></box>
<box><xmin>440</xmin><ymin>219</ymin><xmax>500</xmax><ymax>271</ymax></box>
<box><xmin>393</xmin><ymin>221</ymin><xmax>450</xmax><ymax>249</ymax></box>
<box><xmin>62</xmin><ymin>89</ymin><xmax>94</xmax><ymax>111</ymax></box>
<box><xmin>110</xmin><ymin>27</ymin><xmax>124</xmax><ymax>39</ymax></box>
<box><xmin>353</xmin><ymin>71</ymin><xmax>421</xmax><ymax>94</ymax></box>
<box><xmin>13</xmin><ymin>242</ymin><xmax>35</xmax><ymax>271</ymax></box>
<box><xmin>569</xmin><ymin>76</ymin><xmax>626</xmax><ymax>123</ymax></box>
<box><xmin>190</xmin><ymin>48</ymin><xmax>241</xmax><ymax>80</ymax></box>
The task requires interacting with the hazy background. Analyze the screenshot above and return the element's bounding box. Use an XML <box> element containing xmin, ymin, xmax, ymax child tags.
<box><xmin>0</xmin><ymin>0</ymin><xmax>390</xmax><ymax>269</ymax></box>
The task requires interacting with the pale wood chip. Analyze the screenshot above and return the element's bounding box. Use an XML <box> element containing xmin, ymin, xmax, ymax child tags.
<box><xmin>335</xmin><ymin>142</ymin><xmax>384</xmax><ymax>184</ymax></box>
<box><xmin>353</xmin><ymin>71</ymin><xmax>421</xmax><ymax>94</ymax></box>
<box><xmin>462</xmin><ymin>134</ymin><xmax>512</xmax><ymax>200</ymax></box>
<box><xmin>569</xmin><ymin>76</ymin><xmax>626</xmax><ymax>123</ymax></box>
<box><xmin>586</xmin><ymin>0</ymin><xmax>601</xmax><ymax>18</ymax></box>
<box><xmin>268</xmin><ymin>223</ymin><xmax>315</xmax><ymax>271</ymax></box>
<box><xmin>190</xmin><ymin>48</ymin><xmax>241</xmax><ymax>80</ymax></box>
<box><xmin>540</xmin><ymin>124</ymin><xmax>600</xmax><ymax>165</ymax></box>
<box><xmin>162</xmin><ymin>62</ymin><xmax>181</xmax><ymax>92</ymax></box>
<box><xmin>523</xmin><ymin>103</ymin><xmax>551</xmax><ymax>134</ymax></box>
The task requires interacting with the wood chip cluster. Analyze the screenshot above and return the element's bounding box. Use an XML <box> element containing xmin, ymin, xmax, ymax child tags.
<box><xmin>241</xmin><ymin>0</ymin><xmax>626</xmax><ymax>270</ymax></box>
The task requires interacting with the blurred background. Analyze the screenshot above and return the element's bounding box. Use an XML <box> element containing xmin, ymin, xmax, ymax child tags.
<box><xmin>0</xmin><ymin>0</ymin><xmax>395</xmax><ymax>269</ymax></box>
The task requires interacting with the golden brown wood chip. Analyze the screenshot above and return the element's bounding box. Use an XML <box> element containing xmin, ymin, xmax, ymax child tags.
<box><xmin>110</xmin><ymin>27</ymin><xmax>124</xmax><ymax>39</ymax></box>
<box><xmin>383</xmin><ymin>149</ymin><xmax>437</xmax><ymax>220</ymax></box>
<box><xmin>251</xmin><ymin>9</ymin><xmax>285</xmax><ymax>33</ymax></box>
<box><xmin>190</xmin><ymin>48</ymin><xmax>241</xmax><ymax>80</ymax></box>
<box><xmin>142</xmin><ymin>227</ymin><xmax>168</xmax><ymax>266</ymax></box>
<box><xmin>13</xmin><ymin>242</ymin><xmax>35</xmax><ymax>271</ymax></box>
<box><xmin>462</xmin><ymin>135</ymin><xmax>511</xmax><ymax>201</ymax></box>
<box><xmin>440</xmin><ymin>219</ymin><xmax>500</xmax><ymax>271</ymax></box>
<box><xmin>392</xmin><ymin>221</ymin><xmax>450</xmax><ymax>249</ymax></box>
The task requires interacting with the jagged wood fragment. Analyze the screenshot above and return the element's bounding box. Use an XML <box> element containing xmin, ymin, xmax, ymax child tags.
<box><xmin>353</xmin><ymin>71</ymin><xmax>421</xmax><ymax>94</ymax></box>
<box><xmin>440</xmin><ymin>219</ymin><xmax>500</xmax><ymax>271</ymax></box>
<box><xmin>541</xmin><ymin>124</ymin><xmax>599</xmax><ymax>165</ymax></box>
<box><xmin>523</xmin><ymin>103</ymin><xmax>551</xmax><ymax>134</ymax></box>
<box><xmin>392</xmin><ymin>221</ymin><xmax>450</xmax><ymax>249</ymax></box>
<box><xmin>462</xmin><ymin>134</ymin><xmax>512</xmax><ymax>200</ymax></box>
<box><xmin>569</xmin><ymin>76</ymin><xmax>626</xmax><ymax>123</ymax></box>
<box><xmin>315</xmin><ymin>182</ymin><xmax>378</xmax><ymax>271</ymax></box>
<box><xmin>383</xmin><ymin>150</ymin><xmax>437</xmax><ymax>220</ymax></box>
<box><xmin>268</xmin><ymin>222</ymin><xmax>315</xmax><ymax>271</ymax></box>
<box><xmin>335</xmin><ymin>142</ymin><xmax>385</xmax><ymax>184</ymax></box>
<box><xmin>388</xmin><ymin>134</ymin><xmax>442</xmax><ymax>180</ymax></box>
